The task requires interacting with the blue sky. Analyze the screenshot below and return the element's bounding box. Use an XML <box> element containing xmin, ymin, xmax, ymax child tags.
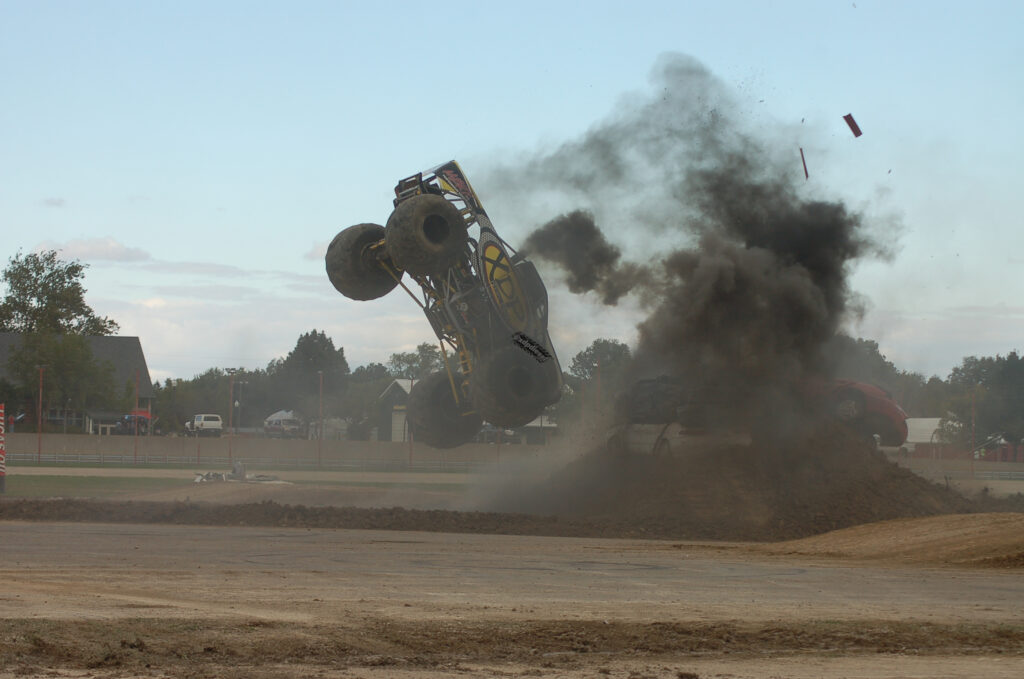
<box><xmin>2</xmin><ymin>0</ymin><xmax>1022</xmax><ymax>382</ymax></box>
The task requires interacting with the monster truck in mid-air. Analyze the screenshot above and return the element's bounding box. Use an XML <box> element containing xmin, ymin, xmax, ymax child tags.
<box><xmin>326</xmin><ymin>161</ymin><xmax>562</xmax><ymax>448</ymax></box>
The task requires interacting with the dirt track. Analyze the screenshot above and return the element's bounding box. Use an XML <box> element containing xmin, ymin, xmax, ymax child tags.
<box><xmin>2</xmin><ymin>518</ymin><xmax>1024</xmax><ymax>679</ymax></box>
<box><xmin>3</xmin><ymin>433</ymin><xmax>1024</xmax><ymax>678</ymax></box>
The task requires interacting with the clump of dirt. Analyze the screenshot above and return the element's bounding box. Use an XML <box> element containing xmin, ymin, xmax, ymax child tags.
<box><xmin>487</xmin><ymin>424</ymin><xmax>978</xmax><ymax>540</ymax></box>
<box><xmin>5</xmin><ymin>617</ymin><xmax>1024</xmax><ymax>674</ymax></box>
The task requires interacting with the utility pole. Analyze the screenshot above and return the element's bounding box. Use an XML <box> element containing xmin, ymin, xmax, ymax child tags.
<box><xmin>318</xmin><ymin>370</ymin><xmax>324</xmax><ymax>468</ymax></box>
<box><xmin>133</xmin><ymin>370</ymin><xmax>140</xmax><ymax>464</ymax></box>
<box><xmin>227</xmin><ymin>370</ymin><xmax>236</xmax><ymax>462</ymax></box>
<box><xmin>36</xmin><ymin>364</ymin><xmax>46</xmax><ymax>462</ymax></box>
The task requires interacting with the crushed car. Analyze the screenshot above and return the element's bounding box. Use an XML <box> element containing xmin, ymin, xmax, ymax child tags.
<box><xmin>800</xmin><ymin>378</ymin><xmax>909</xmax><ymax>447</ymax></box>
<box><xmin>326</xmin><ymin>161</ymin><xmax>562</xmax><ymax>448</ymax></box>
<box><xmin>609</xmin><ymin>376</ymin><xmax>908</xmax><ymax>455</ymax></box>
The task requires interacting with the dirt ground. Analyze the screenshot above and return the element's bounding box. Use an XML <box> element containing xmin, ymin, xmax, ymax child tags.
<box><xmin>2</xmin><ymin>429</ymin><xmax>1024</xmax><ymax>678</ymax></box>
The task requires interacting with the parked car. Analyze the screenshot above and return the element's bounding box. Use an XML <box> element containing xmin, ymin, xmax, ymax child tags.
<box><xmin>113</xmin><ymin>414</ymin><xmax>150</xmax><ymax>435</ymax></box>
<box><xmin>263</xmin><ymin>410</ymin><xmax>304</xmax><ymax>438</ymax></box>
<box><xmin>184</xmin><ymin>414</ymin><xmax>223</xmax><ymax>437</ymax></box>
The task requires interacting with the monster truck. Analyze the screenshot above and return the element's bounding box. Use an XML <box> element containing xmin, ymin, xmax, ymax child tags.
<box><xmin>606</xmin><ymin>377</ymin><xmax>750</xmax><ymax>456</ymax></box>
<box><xmin>325</xmin><ymin>161</ymin><xmax>562</xmax><ymax>448</ymax></box>
<box><xmin>608</xmin><ymin>377</ymin><xmax>908</xmax><ymax>455</ymax></box>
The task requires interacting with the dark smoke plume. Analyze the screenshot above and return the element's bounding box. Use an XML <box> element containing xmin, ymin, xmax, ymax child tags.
<box><xmin>493</xmin><ymin>54</ymin><xmax>892</xmax><ymax>396</ymax></box>
<box><xmin>520</xmin><ymin>210</ymin><xmax>653</xmax><ymax>305</ymax></box>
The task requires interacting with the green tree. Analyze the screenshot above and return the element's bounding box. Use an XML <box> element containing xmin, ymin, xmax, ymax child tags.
<box><xmin>343</xmin><ymin>363</ymin><xmax>395</xmax><ymax>440</ymax></box>
<box><xmin>549</xmin><ymin>338</ymin><xmax>633</xmax><ymax>424</ymax></box>
<box><xmin>942</xmin><ymin>352</ymin><xmax>1024</xmax><ymax>446</ymax></box>
<box><xmin>568</xmin><ymin>338</ymin><xmax>632</xmax><ymax>382</ymax></box>
<box><xmin>0</xmin><ymin>250</ymin><xmax>118</xmax><ymax>335</ymax></box>
<box><xmin>387</xmin><ymin>342</ymin><xmax>444</xmax><ymax>379</ymax></box>
<box><xmin>351</xmin><ymin>362</ymin><xmax>390</xmax><ymax>382</ymax></box>
<box><xmin>270</xmin><ymin>330</ymin><xmax>350</xmax><ymax>420</ymax></box>
<box><xmin>0</xmin><ymin>251</ymin><xmax>123</xmax><ymax>429</ymax></box>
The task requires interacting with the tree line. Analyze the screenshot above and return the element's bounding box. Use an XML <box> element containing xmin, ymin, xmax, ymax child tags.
<box><xmin>2</xmin><ymin>250</ymin><xmax>1022</xmax><ymax>446</ymax></box>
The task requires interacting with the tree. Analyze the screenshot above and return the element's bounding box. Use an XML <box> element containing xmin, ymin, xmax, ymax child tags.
<box><xmin>270</xmin><ymin>330</ymin><xmax>350</xmax><ymax>420</ymax></box>
<box><xmin>548</xmin><ymin>339</ymin><xmax>633</xmax><ymax>424</ymax></box>
<box><xmin>0</xmin><ymin>250</ymin><xmax>118</xmax><ymax>335</ymax></box>
<box><xmin>351</xmin><ymin>362</ymin><xmax>390</xmax><ymax>382</ymax></box>
<box><xmin>387</xmin><ymin>342</ymin><xmax>444</xmax><ymax>379</ymax></box>
<box><xmin>277</xmin><ymin>330</ymin><xmax>349</xmax><ymax>387</ymax></box>
<box><xmin>343</xmin><ymin>363</ymin><xmax>394</xmax><ymax>439</ymax></box>
<box><xmin>942</xmin><ymin>352</ymin><xmax>1024</xmax><ymax>446</ymax></box>
<box><xmin>568</xmin><ymin>338</ymin><xmax>632</xmax><ymax>382</ymax></box>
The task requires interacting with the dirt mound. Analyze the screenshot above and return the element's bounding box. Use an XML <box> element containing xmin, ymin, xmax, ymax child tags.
<box><xmin>0</xmin><ymin>498</ymin><xmax>616</xmax><ymax>538</ymax></box>
<box><xmin>487</xmin><ymin>425</ymin><xmax>978</xmax><ymax>540</ymax></box>
<box><xmin>766</xmin><ymin>512</ymin><xmax>1024</xmax><ymax>567</ymax></box>
<box><xmin>2</xmin><ymin>425</ymin><xmax>1021</xmax><ymax>544</ymax></box>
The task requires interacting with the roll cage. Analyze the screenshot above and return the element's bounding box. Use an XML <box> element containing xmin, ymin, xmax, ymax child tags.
<box><xmin>373</xmin><ymin>161</ymin><xmax>558</xmax><ymax>400</ymax></box>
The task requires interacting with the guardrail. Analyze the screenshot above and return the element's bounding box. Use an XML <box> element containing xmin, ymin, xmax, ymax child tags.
<box><xmin>973</xmin><ymin>470</ymin><xmax>1024</xmax><ymax>481</ymax></box>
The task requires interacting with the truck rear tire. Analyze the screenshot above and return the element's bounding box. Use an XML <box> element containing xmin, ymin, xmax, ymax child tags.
<box><xmin>407</xmin><ymin>371</ymin><xmax>482</xmax><ymax>448</ymax></box>
<box><xmin>385</xmin><ymin>194</ymin><xmax>468</xmax><ymax>275</ymax></box>
<box><xmin>470</xmin><ymin>346</ymin><xmax>561</xmax><ymax>428</ymax></box>
<box><xmin>326</xmin><ymin>223</ymin><xmax>401</xmax><ymax>301</ymax></box>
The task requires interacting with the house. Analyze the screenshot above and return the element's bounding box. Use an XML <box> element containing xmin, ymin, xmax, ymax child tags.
<box><xmin>0</xmin><ymin>332</ymin><xmax>155</xmax><ymax>432</ymax></box>
<box><xmin>374</xmin><ymin>379</ymin><xmax>413</xmax><ymax>441</ymax></box>
<box><xmin>905</xmin><ymin>418</ymin><xmax>942</xmax><ymax>450</ymax></box>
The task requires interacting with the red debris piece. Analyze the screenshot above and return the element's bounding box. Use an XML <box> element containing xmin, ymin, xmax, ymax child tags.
<box><xmin>799</xmin><ymin>147</ymin><xmax>809</xmax><ymax>179</ymax></box>
<box><xmin>843</xmin><ymin>113</ymin><xmax>863</xmax><ymax>137</ymax></box>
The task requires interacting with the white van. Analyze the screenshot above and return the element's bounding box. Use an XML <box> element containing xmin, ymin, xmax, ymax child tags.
<box><xmin>185</xmin><ymin>414</ymin><xmax>223</xmax><ymax>437</ymax></box>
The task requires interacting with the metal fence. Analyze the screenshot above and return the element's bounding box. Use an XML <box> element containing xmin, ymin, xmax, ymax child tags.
<box><xmin>2</xmin><ymin>450</ymin><xmax>498</xmax><ymax>473</ymax></box>
<box><xmin>1</xmin><ymin>432</ymin><xmax>549</xmax><ymax>473</ymax></box>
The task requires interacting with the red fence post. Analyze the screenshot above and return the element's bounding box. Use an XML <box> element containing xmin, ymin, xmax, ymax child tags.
<box><xmin>0</xmin><ymin>402</ymin><xmax>6</xmax><ymax>494</ymax></box>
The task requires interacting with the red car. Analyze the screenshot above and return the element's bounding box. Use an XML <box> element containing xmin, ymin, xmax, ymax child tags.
<box><xmin>803</xmin><ymin>379</ymin><xmax>909</xmax><ymax>447</ymax></box>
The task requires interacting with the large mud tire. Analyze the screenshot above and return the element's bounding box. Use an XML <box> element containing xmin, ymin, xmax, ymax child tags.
<box><xmin>470</xmin><ymin>346</ymin><xmax>561</xmax><ymax>428</ymax></box>
<box><xmin>407</xmin><ymin>371</ymin><xmax>482</xmax><ymax>449</ymax></box>
<box><xmin>385</xmin><ymin>194</ymin><xmax>468</xmax><ymax>275</ymax></box>
<box><xmin>831</xmin><ymin>389</ymin><xmax>866</xmax><ymax>423</ymax></box>
<box><xmin>326</xmin><ymin>223</ymin><xmax>400</xmax><ymax>301</ymax></box>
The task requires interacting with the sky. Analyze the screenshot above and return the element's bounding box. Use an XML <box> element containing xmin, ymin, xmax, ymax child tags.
<box><xmin>1</xmin><ymin>0</ymin><xmax>1022</xmax><ymax>383</ymax></box>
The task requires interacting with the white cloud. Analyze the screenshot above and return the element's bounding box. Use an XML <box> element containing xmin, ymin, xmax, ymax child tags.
<box><xmin>854</xmin><ymin>306</ymin><xmax>1024</xmax><ymax>379</ymax></box>
<box><xmin>304</xmin><ymin>241</ymin><xmax>328</xmax><ymax>261</ymax></box>
<box><xmin>38</xmin><ymin>237</ymin><xmax>151</xmax><ymax>262</ymax></box>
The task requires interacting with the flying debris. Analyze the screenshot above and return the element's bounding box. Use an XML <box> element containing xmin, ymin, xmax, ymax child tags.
<box><xmin>843</xmin><ymin>113</ymin><xmax>863</xmax><ymax>137</ymax></box>
<box><xmin>799</xmin><ymin>147</ymin><xmax>809</xmax><ymax>179</ymax></box>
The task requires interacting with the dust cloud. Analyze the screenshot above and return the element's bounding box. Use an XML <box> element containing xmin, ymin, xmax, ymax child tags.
<box><xmin>474</xmin><ymin>53</ymin><xmax>909</xmax><ymax>520</ymax></box>
<box><xmin>507</xmin><ymin>53</ymin><xmax>893</xmax><ymax>396</ymax></box>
